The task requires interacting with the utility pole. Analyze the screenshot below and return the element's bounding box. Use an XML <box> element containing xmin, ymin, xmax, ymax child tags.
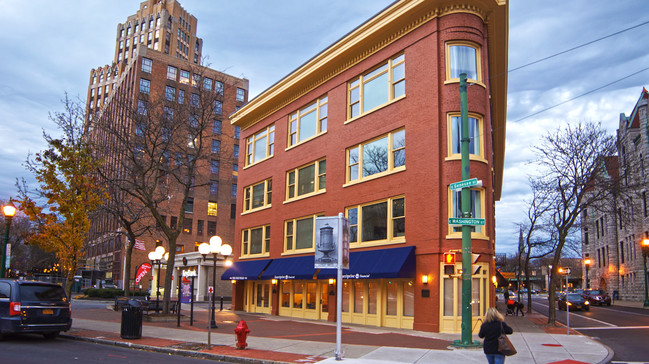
<box><xmin>452</xmin><ymin>73</ymin><xmax>479</xmax><ymax>347</ymax></box>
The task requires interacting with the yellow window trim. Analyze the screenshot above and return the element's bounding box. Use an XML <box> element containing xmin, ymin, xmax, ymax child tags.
<box><xmin>347</xmin><ymin>54</ymin><xmax>405</xmax><ymax>121</ymax></box>
<box><xmin>243</xmin><ymin>178</ymin><xmax>272</xmax><ymax>213</ymax></box>
<box><xmin>446</xmin><ymin>187</ymin><xmax>486</xmax><ymax>236</ymax></box>
<box><xmin>345</xmin><ymin>128</ymin><xmax>406</xmax><ymax>184</ymax></box>
<box><xmin>444</xmin><ymin>155</ymin><xmax>488</xmax><ymax>164</ymax></box>
<box><xmin>240</xmin><ymin>224</ymin><xmax>271</xmax><ymax>258</ymax></box>
<box><xmin>237</xmin><ymin>254</ymin><xmax>270</xmax><ymax>260</ymax></box>
<box><xmin>346</xmin><ymin>195</ymin><xmax>405</xmax><ymax>246</ymax></box>
<box><xmin>283</xmin><ymin>213</ymin><xmax>323</xmax><ymax>254</ymax></box>
<box><xmin>344</xmin><ymin>95</ymin><xmax>406</xmax><ymax>125</ymax></box>
<box><xmin>283</xmin><ymin>189</ymin><xmax>326</xmax><ymax>204</ymax></box>
<box><xmin>285</xmin><ymin>158</ymin><xmax>327</xmax><ymax>202</ymax></box>
<box><xmin>240</xmin><ymin>204</ymin><xmax>272</xmax><ymax>216</ymax></box>
<box><xmin>444</xmin><ymin>41</ymin><xmax>483</xmax><ymax>83</ymax></box>
<box><xmin>446</xmin><ymin>112</ymin><xmax>485</xmax><ymax>159</ymax></box>
<box><xmin>342</xmin><ymin>167</ymin><xmax>406</xmax><ymax>188</ymax></box>
<box><xmin>288</xmin><ymin>95</ymin><xmax>328</xmax><ymax>148</ymax></box>
<box><xmin>285</xmin><ymin>130</ymin><xmax>328</xmax><ymax>152</ymax></box>
<box><xmin>245</xmin><ymin>124</ymin><xmax>275</xmax><ymax>167</ymax></box>
<box><xmin>443</xmin><ymin>79</ymin><xmax>486</xmax><ymax>88</ymax></box>
<box><xmin>242</xmin><ymin>154</ymin><xmax>273</xmax><ymax>170</ymax></box>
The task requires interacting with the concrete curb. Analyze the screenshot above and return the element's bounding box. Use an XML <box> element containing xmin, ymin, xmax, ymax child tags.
<box><xmin>595</xmin><ymin>341</ymin><xmax>615</xmax><ymax>364</ymax></box>
<box><xmin>59</xmin><ymin>333</ymin><xmax>290</xmax><ymax>364</ymax></box>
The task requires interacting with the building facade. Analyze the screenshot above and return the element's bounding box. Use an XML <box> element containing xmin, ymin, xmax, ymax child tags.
<box><xmin>85</xmin><ymin>0</ymin><xmax>248</xmax><ymax>300</ymax></box>
<box><xmin>225</xmin><ymin>0</ymin><xmax>508</xmax><ymax>333</ymax></box>
<box><xmin>581</xmin><ymin>88</ymin><xmax>649</xmax><ymax>301</ymax></box>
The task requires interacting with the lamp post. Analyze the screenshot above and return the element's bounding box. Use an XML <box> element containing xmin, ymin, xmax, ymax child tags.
<box><xmin>199</xmin><ymin>235</ymin><xmax>232</xmax><ymax>329</ymax></box>
<box><xmin>641</xmin><ymin>238</ymin><xmax>649</xmax><ymax>307</ymax></box>
<box><xmin>584</xmin><ymin>258</ymin><xmax>591</xmax><ymax>290</ymax></box>
<box><xmin>148</xmin><ymin>242</ymin><xmax>167</xmax><ymax>313</ymax></box>
<box><xmin>2</xmin><ymin>199</ymin><xmax>17</xmax><ymax>279</ymax></box>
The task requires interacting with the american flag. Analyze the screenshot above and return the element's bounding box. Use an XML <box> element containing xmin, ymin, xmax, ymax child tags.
<box><xmin>132</xmin><ymin>239</ymin><xmax>146</xmax><ymax>251</ymax></box>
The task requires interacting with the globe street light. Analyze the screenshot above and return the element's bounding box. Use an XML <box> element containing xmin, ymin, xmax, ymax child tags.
<box><xmin>2</xmin><ymin>199</ymin><xmax>17</xmax><ymax>278</ymax></box>
<box><xmin>584</xmin><ymin>258</ymin><xmax>591</xmax><ymax>290</ymax></box>
<box><xmin>148</xmin><ymin>241</ymin><xmax>167</xmax><ymax>313</ymax></box>
<box><xmin>199</xmin><ymin>236</ymin><xmax>232</xmax><ymax>329</ymax></box>
<box><xmin>641</xmin><ymin>238</ymin><xmax>649</xmax><ymax>307</ymax></box>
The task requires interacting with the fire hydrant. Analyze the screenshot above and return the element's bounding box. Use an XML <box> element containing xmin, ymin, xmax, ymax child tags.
<box><xmin>234</xmin><ymin>320</ymin><xmax>250</xmax><ymax>349</ymax></box>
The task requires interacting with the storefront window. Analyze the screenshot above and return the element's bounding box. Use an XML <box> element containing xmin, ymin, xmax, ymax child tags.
<box><xmin>342</xmin><ymin>281</ymin><xmax>350</xmax><ymax>312</ymax></box>
<box><xmin>321</xmin><ymin>284</ymin><xmax>329</xmax><ymax>312</ymax></box>
<box><xmin>281</xmin><ymin>281</ymin><xmax>290</xmax><ymax>307</ymax></box>
<box><xmin>294</xmin><ymin>282</ymin><xmax>304</xmax><ymax>308</ymax></box>
<box><xmin>354</xmin><ymin>281</ymin><xmax>364</xmax><ymax>313</ymax></box>
<box><xmin>444</xmin><ymin>279</ymin><xmax>454</xmax><ymax>316</ymax></box>
<box><xmin>368</xmin><ymin>282</ymin><xmax>378</xmax><ymax>315</ymax></box>
<box><xmin>386</xmin><ymin>281</ymin><xmax>397</xmax><ymax>315</ymax></box>
<box><xmin>306</xmin><ymin>282</ymin><xmax>317</xmax><ymax>310</ymax></box>
<box><xmin>403</xmin><ymin>280</ymin><xmax>414</xmax><ymax>317</ymax></box>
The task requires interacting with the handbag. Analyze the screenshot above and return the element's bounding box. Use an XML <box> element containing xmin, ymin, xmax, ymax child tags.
<box><xmin>497</xmin><ymin>322</ymin><xmax>517</xmax><ymax>356</ymax></box>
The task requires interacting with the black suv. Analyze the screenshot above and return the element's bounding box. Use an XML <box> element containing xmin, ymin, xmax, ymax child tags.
<box><xmin>0</xmin><ymin>279</ymin><xmax>72</xmax><ymax>339</ymax></box>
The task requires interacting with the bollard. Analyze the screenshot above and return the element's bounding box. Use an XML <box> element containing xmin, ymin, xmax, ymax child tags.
<box><xmin>220</xmin><ymin>296</ymin><xmax>224</xmax><ymax>311</ymax></box>
<box><xmin>234</xmin><ymin>320</ymin><xmax>250</xmax><ymax>349</ymax></box>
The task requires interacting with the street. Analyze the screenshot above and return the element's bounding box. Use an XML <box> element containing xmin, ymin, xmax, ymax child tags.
<box><xmin>0</xmin><ymin>334</ymin><xmax>228</xmax><ymax>363</ymax></box>
<box><xmin>524</xmin><ymin>295</ymin><xmax>649</xmax><ymax>362</ymax></box>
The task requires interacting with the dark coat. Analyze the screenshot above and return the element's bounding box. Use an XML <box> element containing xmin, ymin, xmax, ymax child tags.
<box><xmin>478</xmin><ymin>320</ymin><xmax>513</xmax><ymax>354</ymax></box>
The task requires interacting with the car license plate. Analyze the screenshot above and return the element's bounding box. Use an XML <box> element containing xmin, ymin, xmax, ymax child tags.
<box><xmin>42</xmin><ymin>309</ymin><xmax>53</xmax><ymax>315</ymax></box>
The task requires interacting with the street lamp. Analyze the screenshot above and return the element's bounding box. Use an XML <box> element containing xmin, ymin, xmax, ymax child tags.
<box><xmin>584</xmin><ymin>258</ymin><xmax>591</xmax><ymax>290</ymax></box>
<box><xmin>148</xmin><ymin>241</ymin><xmax>168</xmax><ymax>313</ymax></box>
<box><xmin>641</xmin><ymin>238</ymin><xmax>649</xmax><ymax>307</ymax></box>
<box><xmin>2</xmin><ymin>199</ymin><xmax>17</xmax><ymax>279</ymax></box>
<box><xmin>199</xmin><ymin>235</ymin><xmax>232</xmax><ymax>329</ymax></box>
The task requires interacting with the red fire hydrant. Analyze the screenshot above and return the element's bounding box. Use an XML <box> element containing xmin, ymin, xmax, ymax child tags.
<box><xmin>234</xmin><ymin>320</ymin><xmax>250</xmax><ymax>349</ymax></box>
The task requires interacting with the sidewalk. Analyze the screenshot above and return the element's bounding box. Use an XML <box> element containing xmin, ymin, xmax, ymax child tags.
<box><xmin>63</xmin><ymin>299</ymin><xmax>613</xmax><ymax>364</ymax></box>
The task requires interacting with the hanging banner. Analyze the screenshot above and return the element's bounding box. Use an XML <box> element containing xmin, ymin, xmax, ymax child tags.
<box><xmin>314</xmin><ymin>215</ymin><xmax>349</xmax><ymax>269</ymax></box>
<box><xmin>134</xmin><ymin>262</ymin><xmax>152</xmax><ymax>284</ymax></box>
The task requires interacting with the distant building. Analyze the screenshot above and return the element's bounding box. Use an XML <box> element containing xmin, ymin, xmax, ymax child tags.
<box><xmin>225</xmin><ymin>0</ymin><xmax>508</xmax><ymax>333</ymax></box>
<box><xmin>84</xmin><ymin>0</ymin><xmax>248</xmax><ymax>299</ymax></box>
<box><xmin>581</xmin><ymin>88</ymin><xmax>649</xmax><ymax>301</ymax></box>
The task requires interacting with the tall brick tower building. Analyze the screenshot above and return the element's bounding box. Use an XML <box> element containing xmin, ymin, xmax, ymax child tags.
<box><xmin>84</xmin><ymin>0</ymin><xmax>248</xmax><ymax>300</ymax></box>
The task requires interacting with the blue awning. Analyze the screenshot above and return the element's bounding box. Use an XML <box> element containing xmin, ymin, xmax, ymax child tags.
<box><xmin>318</xmin><ymin>246</ymin><xmax>415</xmax><ymax>279</ymax></box>
<box><xmin>221</xmin><ymin>259</ymin><xmax>272</xmax><ymax>280</ymax></box>
<box><xmin>259</xmin><ymin>255</ymin><xmax>317</xmax><ymax>280</ymax></box>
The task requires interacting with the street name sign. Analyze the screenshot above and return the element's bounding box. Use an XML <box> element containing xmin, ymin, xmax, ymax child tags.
<box><xmin>450</xmin><ymin>178</ymin><xmax>482</xmax><ymax>191</ymax></box>
<box><xmin>448</xmin><ymin>217</ymin><xmax>486</xmax><ymax>226</ymax></box>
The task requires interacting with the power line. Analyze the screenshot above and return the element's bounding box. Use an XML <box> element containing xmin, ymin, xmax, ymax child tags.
<box><xmin>511</xmin><ymin>66</ymin><xmax>649</xmax><ymax>123</ymax></box>
<box><xmin>508</xmin><ymin>19</ymin><xmax>649</xmax><ymax>73</ymax></box>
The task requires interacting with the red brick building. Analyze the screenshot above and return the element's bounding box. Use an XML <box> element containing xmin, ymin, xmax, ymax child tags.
<box><xmin>226</xmin><ymin>0</ymin><xmax>508</xmax><ymax>333</ymax></box>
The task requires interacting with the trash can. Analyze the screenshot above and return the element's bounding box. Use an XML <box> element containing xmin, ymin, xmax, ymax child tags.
<box><xmin>120</xmin><ymin>299</ymin><xmax>143</xmax><ymax>339</ymax></box>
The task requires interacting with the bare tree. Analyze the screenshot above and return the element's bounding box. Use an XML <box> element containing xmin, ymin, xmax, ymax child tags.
<box><xmin>530</xmin><ymin>121</ymin><xmax>616</xmax><ymax>325</ymax></box>
<box><xmin>91</xmin><ymin>62</ymin><xmax>239</xmax><ymax>313</ymax></box>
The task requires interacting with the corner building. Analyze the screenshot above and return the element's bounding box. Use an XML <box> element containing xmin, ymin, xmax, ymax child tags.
<box><xmin>226</xmin><ymin>0</ymin><xmax>508</xmax><ymax>333</ymax></box>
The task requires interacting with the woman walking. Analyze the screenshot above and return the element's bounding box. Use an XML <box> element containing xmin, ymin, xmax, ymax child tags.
<box><xmin>478</xmin><ymin>307</ymin><xmax>514</xmax><ymax>364</ymax></box>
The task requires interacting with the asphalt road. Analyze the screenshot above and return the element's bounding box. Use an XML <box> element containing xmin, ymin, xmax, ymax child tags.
<box><xmin>0</xmin><ymin>334</ymin><xmax>231</xmax><ymax>363</ymax></box>
<box><xmin>526</xmin><ymin>295</ymin><xmax>649</xmax><ymax>362</ymax></box>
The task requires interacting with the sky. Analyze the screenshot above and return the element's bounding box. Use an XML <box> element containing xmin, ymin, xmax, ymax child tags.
<box><xmin>1</xmin><ymin>0</ymin><xmax>648</xmax><ymax>254</ymax></box>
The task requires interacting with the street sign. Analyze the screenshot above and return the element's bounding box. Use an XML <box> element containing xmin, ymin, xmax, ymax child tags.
<box><xmin>450</xmin><ymin>178</ymin><xmax>482</xmax><ymax>191</ymax></box>
<box><xmin>208</xmin><ymin>286</ymin><xmax>214</xmax><ymax>294</ymax></box>
<box><xmin>448</xmin><ymin>217</ymin><xmax>485</xmax><ymax>226</ymax></box>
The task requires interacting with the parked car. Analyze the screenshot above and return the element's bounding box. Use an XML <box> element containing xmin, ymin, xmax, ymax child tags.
<box><xmin>0</xmin><ymin>279</ymin><xmax>72</xmax><ymax>339</ymax></box>
<box><xmin>584</xmin><ymin>289</ymin><xmax>611</xmax><ymax>306</ymax></box>
<box><xmin>557</xmin><ymin>293</ymin><xmax>590</xmax><ymax>311</ymax></box>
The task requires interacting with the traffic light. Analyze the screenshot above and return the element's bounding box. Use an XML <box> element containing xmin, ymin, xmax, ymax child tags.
<box><xmin>443</xmin><ymin>252</ymin><xmax>455</xmax><ymax>275</ymax></box>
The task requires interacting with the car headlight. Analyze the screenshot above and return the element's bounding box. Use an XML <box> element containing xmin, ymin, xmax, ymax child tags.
<box><xmin>585</xmin><ymin>301</ymin><xmax>589</xmax><ymax>305</ymax></box>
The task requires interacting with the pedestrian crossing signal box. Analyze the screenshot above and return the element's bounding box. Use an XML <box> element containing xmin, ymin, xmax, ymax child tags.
<box><xmin>443</xmin><ymin>253</ymin><xmax>456</xmax><ymax>275</ymax></box>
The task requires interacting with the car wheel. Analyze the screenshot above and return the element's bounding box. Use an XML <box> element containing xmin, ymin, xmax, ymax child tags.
<box><xmin>43</xmin><ymin>332</ymin><xmax>59</xmax><ymax>340</ymax></box>
<box><xmin>585</xmin><ymin>307</ymin><xmax>590</xmax><ymax>311</ymax></box>
<box><xmin>606</xmin><ymin>302</ymin><xmax>611</xmax><ymax>306</ymax></box>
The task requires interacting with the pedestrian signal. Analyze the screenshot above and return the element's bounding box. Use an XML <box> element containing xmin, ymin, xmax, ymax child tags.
<box><xmin>443</xmin><ymin>252</ymin><xmax>455</xmax><ymax>264</ymax></box>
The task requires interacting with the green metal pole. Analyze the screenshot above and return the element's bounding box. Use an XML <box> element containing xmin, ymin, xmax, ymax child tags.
<box><xmin>455</xmin><ymin>73</ymin><xmax>478</xmax><ymax>347</ymax></box>
<box><xmin>1</xmin><ymin>216</ymin><xmax>11</xmax><ymax>278</ymax></box>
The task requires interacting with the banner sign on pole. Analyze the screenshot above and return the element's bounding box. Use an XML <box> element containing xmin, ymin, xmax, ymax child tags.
<box><xmin>315</xmin><ymin>215</ymin><xmax>349</xmax><ymax>269</ymax></box>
